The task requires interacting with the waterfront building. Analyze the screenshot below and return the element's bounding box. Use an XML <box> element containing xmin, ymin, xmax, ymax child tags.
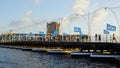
<box><xmin>47</xmin><ymin>22</ymin><xmax>60</xmax><ymax>36</ymax></box>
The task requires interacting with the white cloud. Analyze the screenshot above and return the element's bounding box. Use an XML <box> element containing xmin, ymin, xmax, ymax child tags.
<box><xmin>90</xmin><ymin>9</ymin><xmax>108</xmax><ymax>35</ymax></box>
<box><xmin>26</xmin><ymin>10</ymin><xmax>32</xmax><ymax>17</ymax></box>
<box><xmin>20</xmin><ymin>17</ymin><xmax>31</xmax><ymax>24</ymax></box>
<box><xmin>32</xmin><ymin>18</ymin><xmax>47</xmax><ymax>25</ymax></box>
<box><xmin>9</xmin><ymin>10</ymin><xmax>32</xmax><ymax>27</ymax></box>
<box><xmin>10</xmin><ymin>17</ymin><xmax>31</xmax><ymax>27</ymax></box>
<box><xmin>0</xmin><ymin>23</ymin><xmax>9</xmax><ymax>34</ymax></box>
<box><xmin>73</xmin><ymin>0</ymin><xmax>90</xmax><ymax>15</ymax></box>
<box><xmin>9</xmin><ymin>9</ymin><xmax>34</xmax><ymax>33</ymax></box>
<box><xmin>9</xmin><ymin>17</ymin><xmax>48</xmax><ymax>33</ymax></box>
<box><xmin>92</xmin><ymin>9</ymin><xmax>108</xmax><ymax>23</ymax></box>
<box><xmin>89</xmin><ymin>3</ymin><xmax>98</xmax><ymax>13</ymax></box>
<box><xmin>34</xmin><ymin>0</ymin><xmax>40</xmax><ymax>5</ymax></box>
<box><xmin>60</xmin><ymin>17</ymin><xmax>69</xmax><ymax>26</ymax></box>
<box><xmin>69</xmin><ymin>14</ymin><xmax>83</xmax><ymax>22</ymax></box>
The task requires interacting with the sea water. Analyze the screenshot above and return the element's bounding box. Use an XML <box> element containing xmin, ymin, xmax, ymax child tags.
<box><xmin>0</xmin><ymin>46</ymin><xmax>119</xmax><ymax>68</ymax></box>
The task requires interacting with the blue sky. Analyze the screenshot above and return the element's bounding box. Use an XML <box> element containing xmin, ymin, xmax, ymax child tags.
<box><xmin>0</xmin><ymin>0</ymin><xmax>120</xmax><ymax>36</ymax></box>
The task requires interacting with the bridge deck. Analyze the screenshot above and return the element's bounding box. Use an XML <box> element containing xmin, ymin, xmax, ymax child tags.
<box><xmin>0</xmin><ymin>41</ymin><xmax>120</xmax><ymax>54</ymax></box>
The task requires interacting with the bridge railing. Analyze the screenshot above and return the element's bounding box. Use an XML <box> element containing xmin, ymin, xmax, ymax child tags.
<box><xmin>87</xmin><ymin>35</ymin><xmax>120</xmax><ymax>43</ymax></box>
<box><xmin>0</xmin><ymin>35</ymin><xmax>120</xmax><ymax>43</ymax></box>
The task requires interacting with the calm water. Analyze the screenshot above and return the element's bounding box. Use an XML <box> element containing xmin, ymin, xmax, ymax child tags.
<box><xmin>0</xmin><ymin>46</ymin><xmax>119</xmax><ymax>68</ymax></box>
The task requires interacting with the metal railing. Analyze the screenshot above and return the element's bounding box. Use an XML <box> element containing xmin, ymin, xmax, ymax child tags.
<box><xmin>0</xmin><ymin>35</ymin><xmax>120</xmax><ymax>43</ymax></box>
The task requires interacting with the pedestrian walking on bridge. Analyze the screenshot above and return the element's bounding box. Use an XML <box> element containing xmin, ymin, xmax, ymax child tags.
<box><xmin>98</xmin><ymin>34</ymin><xmax>101</xmax><ymax>42</ymax></box>
<box><xmin>112</xmin><ymin>33</ymin><xmax>117</xmax><ymax>43</ymax></box>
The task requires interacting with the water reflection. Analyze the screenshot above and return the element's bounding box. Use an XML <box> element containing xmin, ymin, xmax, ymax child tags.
<box><xmin>0</xmin><ymin>47</ymin><xmax>119</xmax><ymax>68</ymax></box>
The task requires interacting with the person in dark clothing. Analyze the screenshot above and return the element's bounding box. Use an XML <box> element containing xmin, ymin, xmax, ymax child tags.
<box><xmin>95</xmin><ymin>34</ymin><xmax>97</xmax><ymax>41</ymax></box>
<box><xmin>98</xmin><ymin>34</ymin><xmax>101</xmax><ymax>42</ymax></box>
<box><xmin>112</xmin><ymin>33</ymin><xmax>117</xmax><ymax>42</ymax></box>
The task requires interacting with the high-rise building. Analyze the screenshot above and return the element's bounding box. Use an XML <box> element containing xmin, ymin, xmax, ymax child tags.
<box><xmin>47</xmin><ymin>22</ymin><xmax>60</xmax><ymax>35</ymax></box>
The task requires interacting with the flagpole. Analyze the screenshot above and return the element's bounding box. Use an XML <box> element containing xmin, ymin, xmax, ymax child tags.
<box><xmin>106</xmin><ymin>35</ymin><xmax>107</xmax><ymax>42</ymax></box>
<box><xmin>70</xmin><ymin>22</ymin><xmax>71</xmax><ymax>42</ymax></box>
<box><xmin>88</xmin><ymin>12</ymin><xmax>91</xmax><ymax>42</ymax></box>
<box><xmin>61</xmin><ymin>18</ymin><xmax>63</xmax><ymax>42</ymax></box>
<box><xmin>59</xmin><ymin>18</ymin><xmax>63</xmax><ymax>42</ymax></box>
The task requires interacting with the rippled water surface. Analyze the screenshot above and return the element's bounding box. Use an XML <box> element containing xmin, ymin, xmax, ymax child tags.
<box><xmin>0</xmin><ymin>47</ymin><xmax>119</xmax><ymax>68</ymax></box>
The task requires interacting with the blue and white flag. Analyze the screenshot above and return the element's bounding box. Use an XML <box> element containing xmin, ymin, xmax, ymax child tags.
<box><xmin>74</xmin><ymin>27</ymin><xmax>81</xmax><ymax>32</ymax></box>
<box><xmin>39</xmin><ymin>31</ymin><xmax>45</xmax><ymax>36</ymax></box>
<box><xmin>52</xmin><ymin>30</ymin><xmax>58</xmax><ymax>37</ymax></box>
<box><xmin>30</xmin><ymin>32</ymin><xmax>34</xmax><ymax>36</ymax></box>
<box><xmin>63</xmin><ymin>33</ymin><xmax>68</xmax><ymax>37</ymax></box>
<box><xmin>103</xmin><ymin>29</ymin><xmax>109</xmax><ymax>34</ymax></box>
<box><xmin>79</xmin><ymin>31</ymin><xmax>84</xmax><ymax>36</ymax></box>
<box><xmin>106</xmin><ymin>24</ymin><xmax>116</xmax><ymax>31</ymax></box>
<box><xmin>22</xmin><ymin>33</ymin><xmax>26</xmax><ymax>37</ymax></box>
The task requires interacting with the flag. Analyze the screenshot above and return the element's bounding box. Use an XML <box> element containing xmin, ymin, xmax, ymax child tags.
<box><xmin>106</xmin><ymin>24</ymin><xmax>116</xmax><ymax>31</ymax></box>
<box><xmin>30</xmin><ymin>32</ymin><xmax>34</xmax><ymax>36</ymax></box>
<box><xmin>74</xmin><ymin>27</ymin><xmax>81</xmax><ymax>32</ymax></box>
<box><xmin>103</xmin><ymin>29</ymin><xmax>109</xmax><ymax>34</ymax></box>
<box><xmin>79</xmin><ymin>31</ymin><xmax>84</xmax><ymax>36</ymax></box>
<box><xmin>39</xmin><ymin>31</ymin><xmax>45</xmax><ymax>36</ymax></box>
<box><xmin>52</xmin><ymin>30</ymin><xmax>58</xmax><ymax>37</ymax></box>
<box><xmin>63</xmin><ymin>33</ymin><xmax>68</xmax><ymax>37</ymax></box>
<box><xmin>22</xmin><ymin>33</ymin><xmax>26</xmax><ymax>37</ymax></box>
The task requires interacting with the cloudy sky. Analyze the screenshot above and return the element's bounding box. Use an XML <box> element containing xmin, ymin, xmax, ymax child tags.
<box><xmin>0</xmin><ymin>0</ymin><xmax>120</xmax><ymax>35</ymax></box>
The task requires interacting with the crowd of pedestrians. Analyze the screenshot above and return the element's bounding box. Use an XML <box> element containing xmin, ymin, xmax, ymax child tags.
<box><xmin>95</xmin><ymin>33</ymin><xmax>117</xmax><ymax>42</ymax></box>
<box><xmin>0</xmin><ymin>33</ymin><xmax>118</xmax><ymax>43</ymax></box>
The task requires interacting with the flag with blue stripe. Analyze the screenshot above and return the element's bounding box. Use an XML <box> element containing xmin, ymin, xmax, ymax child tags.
<box><xmin>103</xmin><ymin>29</ymin><xmax>109</xmax><ymax>34</ymax></box>
<box><xmin>22</xmin><ymin>33</ymin><xmax>26</xmax><ymax>37</ymax></box>
<box><xmin>39</xmin><ymin>31</ymin><xmax>45</xmax><ymax>36</ymax></box>
<box><xmin>63</xmin><ymin>33</ymin><xmax>68</xmax><ymax>37</ymax></box>
<box><xmin>79</xmin><ymin>31</ymin><xmax>84</xmax><ymax>36</ymax></box>
<box><xmin>106</xmin><ymin>24</ymin><xmax>116</xmax><ymax>31</ymax></box>
<box><xmin>74</xmin><ymin>27</ymin><xmax>81</xmax><ymax>32</ymax></box>
<box><xmin>52</xmin><ymin>30</ymin><xmax>58</xmax><ymax>37</ymax></box>
<box><xmin>30</xmin><ymin>32</ymin><xmax>34</xmax><ymax>36</ymax></box>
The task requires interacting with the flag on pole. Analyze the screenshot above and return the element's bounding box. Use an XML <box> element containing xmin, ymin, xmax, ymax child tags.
<box><xmin>79</xmin><ymin>31</ymin><xmax>84</xmax><ymax>36</ymax></box>
<box><xmin>63</xmin><ymin>33</ymin><xmax>68</xmax><ymax>37</ymax></box>
<box><xmin>39</xmin><ymin>31</ymin><xmax>45</xmax><ymax>36</ymax></box>
<box><xmin>52</xmin><ymin>30</ymin><xmax>58</xmax><ymax>37</ymax></box>
<box><xmin>22</xmin><ymin>33</ymin><xmax>26</xmax><ymax>37</ymax></box>
<box><xmin>103</xmin><ymin>29</ymin><xmax>109</xmax><ymax>34</ymax></box>
<box><xmin>106</xmin><ymin>24</ymin><xmax>116</xmax><ymax>31</ymax></box>
<box><xmin>74</xmin><ymin>27</ymin><xmax>81</xmax><ymax>32</ymax></box>
<box><xmin>30</xmin><ymin>32</ymin><xmax>34</xmax><ymax>37</ymax></box>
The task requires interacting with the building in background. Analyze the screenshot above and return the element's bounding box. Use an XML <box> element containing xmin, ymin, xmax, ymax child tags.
<box><xmin>47</xmin><ymin>22</ymin><xmax>60</xmax><ymax>35</ymax></box>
